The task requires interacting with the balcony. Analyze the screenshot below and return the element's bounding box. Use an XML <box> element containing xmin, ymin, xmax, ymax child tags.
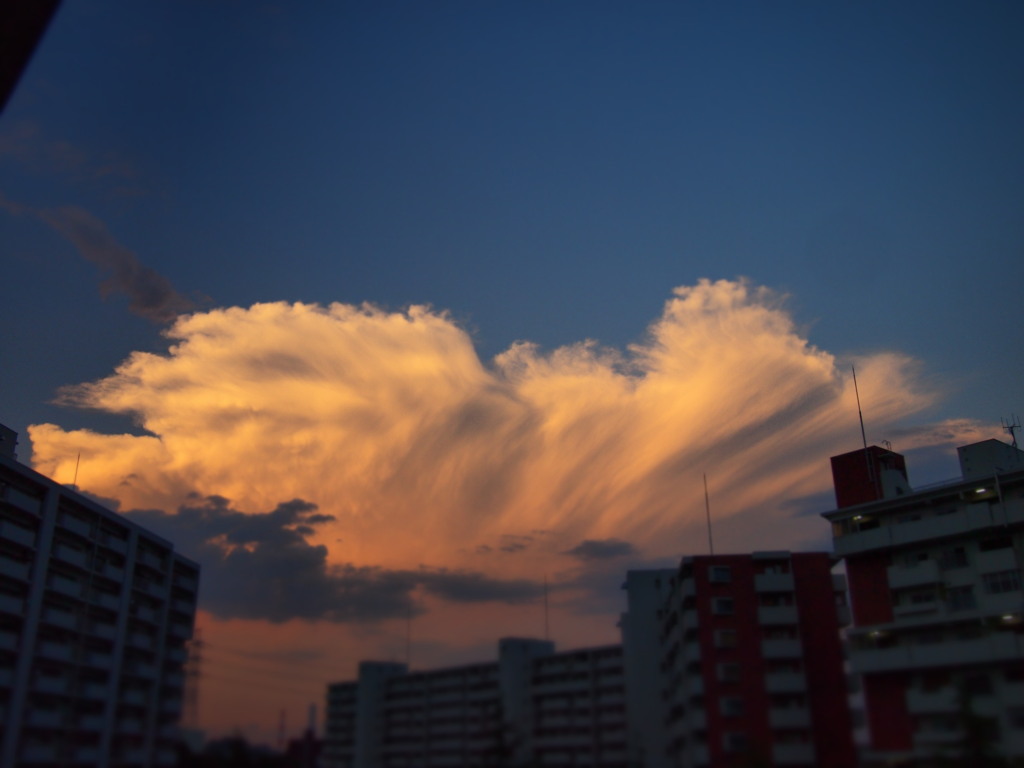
<box><xmin>0</xmin><ymin>630</ymin><xmax>19</xmax><ymax>650</ymax></box>
<box><xmin>3</xmin><ymin>486</ymin><xmax>42</xmax><ymax>515</ymax></box>
<box><xmin>81</xmin><ymin>682</ymin><xmax>108</xmax><ymax>700</ymax></box>
<box><xmin>37</xmin><ymin>640</ymin><xmax>73</xmax><ymax>662</ymax></box>
<box><xmin>89</xmin><ymin>590</ymin><xmax>120</xmax><ymax>610</ymax></box>
<box><xmin>86</xmin><ymin>621</ymin><xmax>117</xmax><ymax>640</ymax></box>
<box><xmin>0</xmin><ymin>555</ymin><xmax>30</xmax><ymax>580</ymax></box>
<box><xmin>765</xmin><ymin>672</ymin><xmax>807</xmax><ymax>693</ymax></box>
<box><xmin>19</xmin><ymin>744</ymin><xmax>57</xmax><ymax>763</ymax></box>
<box><xmin>34</xmin><ymin>676</ymin><xmax>68</xmax><ymax>695</ymax></box>
<box><xmin>49</xmin><ymin>574</ymin><xmax>82</xmax><ymax>598</ymax></box>
<box><xmin>851</xmin><ymin>632</ymin><xmax>1024</xmax><ymax>674</ymax></box>
<box><xmin>122</xmin><ymin>689</ymin><xmax>147</xmax><ymax>706</ymax></box>
<box><xmin>59</xmin><ymin>515</ymin><xmax>92</xmax><ymax>538</ymax></box>
<box><xmin>772</xmin><ymin>742</ymin><xmax>815</xmax><ymax>764</ymax></box>
<box><xmin>769</xmin><ymin>707</ymin><xmax>811</xmax><ymax>728</ymax></box>
<box><xmin>1</xmin><ymin>520</ymin><xmax>37</xmax><ymax>548</ymax></box>
<box><xmin>119</xmin><ymin>719</ymin><xmax>144</xmax><ymax>734</ymax></box>
<box><xmin>0</xmin><ymin>667</ymin><xmax>13</xmax><ymax>686</ymax></box>
<box><xmin>887</xmin><ymin>560</ymin><xmax>941</xmax><ymax>590</ymax></box>
<box><xmin>52</xmin><ymin>543</ymin><xmax>88</xmax><ymax>568</ymax></box>
<box><xmin>755</xmin><ymin>573</ymin><xmax>794</xmax><ymax>592</ymax></box>
<box><xmin>41</xmin><ymin>606</ymin><xmax>76</xmax><ymax>629</ymax></box>
<box><xmin>906</xmin><ymin>686</ymin><xmax>958</xmax><ymax>714</ymax></box>
<box><xmin>169</xmin><ymin>622</ymin><xmax>192</xmax><ymax>640</ymax></box>
<box><xmin>834</xmin><ymin>502</ymin><xmax>1024</xmax><ymax>557</ymax></box>
<box><xmin>83</xmin><ymin>651</ymin><xmax>113</xmax><ymax>670</ymax></box>
<box><xmin>99</xmin><ymin>534</ymin><xmax>128</xmax><ymax>554</ymax></box>
<box><xmin>26</xmin><ymin>708</ymin><xmax>63</xmax><ymax>728</ymax></box>
<box><xmin>0</xmin><ymin>592</ymin><xmax>24</xmax><ymax>615</ymax></box>
<box><xmin>977</xmin><ymin>547</ymin><xmax>1017</xmax><ymax>574</ymax></box>
<box><xmin>758</xmin><ymin>605</ymin><xmax>798</xmax><ymax>625</ymax></box>
<box><xmin>79</xmin><ymin>714</ymin><xmax>105</xmax><ymax>731</ymax></box>
<box><xmin>762</xmin><ymin>638</ymin><xmax>803</xmax><ymax>658</ymax></box>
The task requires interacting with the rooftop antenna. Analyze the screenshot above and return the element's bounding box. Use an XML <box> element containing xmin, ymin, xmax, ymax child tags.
<box><xmin>852</xmin><ymin>365</ymin><xmax>878</xmax><ymax>494</ymax></box>
<box><xmin>703</xmin><ymin>472</ymin><xmax>714</xmax><ymax>556</ymax></box>
<box><xmin>1003</xmin><ymin>415</ymin><xmax>1021</xmax><ymax>449</ymax></box>
<box><xmin>543</xmin><ymin>574</ymin><xmax>550</xmax><ymax>642</ymax></box>
<box><xmin>72</xmin><ymin>452</ymin><xmax>81</xmax><ymax>487</ymax></box>
<box><xmin>277</xmin><ymin>709</ymin><xmax>287</xmax><ymax>751</ymax></box>
<box><xmin>405</xmin><ymin>597</ymin><xmax>412</xmax><ymax>668</ymax></box>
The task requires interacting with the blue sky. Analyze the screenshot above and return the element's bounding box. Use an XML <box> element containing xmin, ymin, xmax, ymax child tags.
<box><xmin>4</xmin><ymin>1</ymin><xmax>1022</xmax><ymax>445</ymax></box>
<box><xmin>3</xmin><ymin>1</ymin><xmax>1024</xmax><ymax>740</ymax></box>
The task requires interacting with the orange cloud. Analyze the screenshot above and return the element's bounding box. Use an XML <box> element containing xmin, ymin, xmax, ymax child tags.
<box><xmin>30</xmin><ymin>279</ymin><xmax>980</xmax><ymax>580</ymax></box>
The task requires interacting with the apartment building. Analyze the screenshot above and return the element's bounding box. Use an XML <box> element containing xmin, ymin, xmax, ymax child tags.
<box><xmin>323</xmin><ymin>638</ymin><xmax>628</xmax><ymax>768</ymax></box>
<box><xmin>824</xmin><ymin>438</ymin><xmax>1024</xmax><ymax>764</ymax></box>
<box><xmin>0</xmin><ymin>431</ymin><xmax>199</xmax><ymax>767</ymax></box>
<box><xmin>655</xmin><ymin>551</ymin><xmax>855</xmax><ymax>767</ymax></box>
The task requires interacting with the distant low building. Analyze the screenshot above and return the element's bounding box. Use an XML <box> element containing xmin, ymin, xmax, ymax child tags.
<box><xmin>0</xmin><ymin>425</ymin><xmax>199</xmax><ymax>767</ymax></box>
<box><xmin>824</xmin><ymin>438</ymin><xmax>1024</xmax><ymax>765</ymax></box>
<box><xmin>323</xmin><ymin>637</ymin><xmax>628</xmax><ymax>768</ymax></box>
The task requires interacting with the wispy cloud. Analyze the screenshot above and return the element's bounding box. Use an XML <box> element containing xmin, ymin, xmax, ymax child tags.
<box><xmin>27</xmin><ymin>279</ymin><xmax>986</xmax><ymax>613</ymax></box>
<box><xmin>39</xmin><ymin>206</ymin><xmax>194</xmax><ymax>324</ymax></box>
<box><xmin>563</xmin><ymin>538</ymin><xmax>636</xmax><ymax>561</ymax></box>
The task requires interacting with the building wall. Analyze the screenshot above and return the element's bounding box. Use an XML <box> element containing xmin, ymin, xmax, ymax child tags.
<box><xmin>658</xmin><ymin>552</ymin><xmax>854</xmax><ymax>768</ymax></box>
<box><xmin>825</xmin><ymin>439</ymin><xmax>1024</xmax><ymax>764</ymax></box>
<box><xmin>0</xmin><ymin>450</ymin><xmax>199</xmax><ymax>768</ymax></box>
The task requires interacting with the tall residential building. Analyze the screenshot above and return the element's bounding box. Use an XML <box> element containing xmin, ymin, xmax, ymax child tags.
<box><xmin>0</xmin><ymin>431</ymin><xmax>199</xmax><ymax>767</ymax></box>
<box><xmin>323</xmin><ymin>638</ymin><xmax>628</xmax><ymax>768</ymax></box>
<box><xmin>655</xmin><ymin>552</ymin><xmax>856</xmax><ymax>767</ymax></box>
<box><xmin>824</xmin><ymin>438</ymin><xmax>1024</xmax><ymax>765</ymax></box>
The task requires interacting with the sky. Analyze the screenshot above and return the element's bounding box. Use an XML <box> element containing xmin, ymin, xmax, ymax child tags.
<box><xmin>3</xmin><ymin>0</ymin><xmax>1023</xmax><ymax>745</ymax></box>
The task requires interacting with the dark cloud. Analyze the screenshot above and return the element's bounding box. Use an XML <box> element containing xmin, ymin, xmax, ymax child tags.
<box><xmin>39</xmin><ymin>206</ymin><xmax>194</xmax><ymax>324</ymax></box>
<box><xmin>499</xmin><ymin>534</ymin><xmax>532</xmax><ymax>553</ymax></box>
<box><xmin>126</xmin><ymin>495</ymin><xmax>543</xmax><ymax>623</ymax></box>
<box><xmin>562</xmin><ymin>538</ymin><xmax>636</xmax><ymax>561</ymax></box>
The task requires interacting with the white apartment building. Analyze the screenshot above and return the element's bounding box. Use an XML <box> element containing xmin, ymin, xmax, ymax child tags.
<box><xmin>824</xmin><ymin>437</ymin><xmax>1024</xmax><ymax>765</ymax></box>
<box><xmin>324</xmin><ymin>638</ymin><xmax>628</xmax><ymax>768</ymax></box>
<box><xmin>0</xmin><ymin>431</ymin><xmax>199</xmax><ymax>767</ymax></box>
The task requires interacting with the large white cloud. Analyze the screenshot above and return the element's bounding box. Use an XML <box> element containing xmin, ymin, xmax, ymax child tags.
<box><xmin>29</xmin><ymin>279</ymin><xmax>984</xmax><ymax>611</ymax></box>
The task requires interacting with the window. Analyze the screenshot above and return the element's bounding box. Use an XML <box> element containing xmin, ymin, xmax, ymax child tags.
<box><xmin>964</xmin><ymin>674</ymin><xmax>993</xmax><ymax>696</ymax></box>
<box><xmin>710</xmin><ymin>566</ymin><xmax>732</xmax><ymax>584</ymax></box>
<box><xmin>938</xmin><ymin>546</ymin><xmax>968</xmax><ymax>570</ymax></box>
<box><xmin>723</xmin><ymin>732</ymin><xmax>748</xmax><ymax>753</ymax></box>
<box><xmin>715</xmin><ymin>629</ymin><xmax>738</xmax><ymax>649</ymax></box>
<box><xmin>720</xmin><ymin>697</ymin><xmax>744</xmax><ymax>717</ymax></box>
<box><xmin>983</xmin><ymin>570</ymin><xmax>1022</xmax><ymax>595</ymax></box>
<box><xmin>945</xmin><ymin>585</ymin><xmax>976</xmax><ymax>612</ymax></box>
<box><xmin>908</xmin><ymin>590</ymin><xmax>937</xmax><ymax>605</ymax></box>
<box><xmin>712</xmin><ymin>597</ymin><xmax>735</xmax><ymax>615</ymax></box>
<box><xmin>717</xmin><ymin>663</ymin><xmax>740</xmax><ymax>683</ymax></box>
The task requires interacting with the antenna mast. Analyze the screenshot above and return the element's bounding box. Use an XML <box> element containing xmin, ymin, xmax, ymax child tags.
<box><xmin>852</xmin><ymin>365</ymin><xmax>878</xmax><ymax>494</ymax></box>
<box><xmin>543</xmin><ymin>575</ymin><xmax>550</xmax><ymax>642</ymax></box>
<box><xmin>703</xmin><ymin>473</ymin><xmax>714</xmax><ymax>556</ymax></box>
<box><xmin>1003</xmin><ymin>415</ymin><xmax>1021</xmax><ymax>449</ymax></box>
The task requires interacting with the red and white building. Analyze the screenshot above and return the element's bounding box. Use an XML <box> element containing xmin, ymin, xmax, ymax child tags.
<box><xmin>824</xmin><ymin>438</ymin><xmax>1024</xmax><ymax>764</ymax></box>
<box><xmin>653</xmin><ymin>552</ymin><xmax>856</xmax><ymax>767</ymax></box>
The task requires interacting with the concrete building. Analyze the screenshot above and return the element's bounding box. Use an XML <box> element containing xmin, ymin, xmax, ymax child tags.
<box><xmin>824</xmin><ymin>438</ymin><xmax>1024</xmax><ymax>764</ymax></box>
<box><xmin>655</xmin><ymin>552</ymin><xmax>856</xmax><ymax>767</ymax></box>
<box><xmin>0</xmin><ymin>430</ymin><xmax>199</xmax><ymax>767</ymax></box>
<box><xmin>323</xmin><ymin>638</ymin><xmax>628</xmax><ymax>768</ymax></box>
<box><xmin>620</xmin><ymin>569</ymin><xmax>675</xmax><ymax>768</ymax></box>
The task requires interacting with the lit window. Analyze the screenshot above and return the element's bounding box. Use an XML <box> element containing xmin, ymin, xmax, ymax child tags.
<box><xmin>715</xmin><ymin>629</ymin><xmax>738</xmax><ymax>649</ymax></box>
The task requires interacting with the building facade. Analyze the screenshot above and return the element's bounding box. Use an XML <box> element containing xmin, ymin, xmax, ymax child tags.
<box><xmin>824</xmin><ymin>438</ymin><xmax>1024</xmax><ymax>765</ymax></box>
<box><xmin>0</xmin><ymin>435</ymin><xmax>199</xmax><ymax>767</ymax></box>
<box><xmin>654</xmin><ymin>552</ymin><xmax>855</xmax><ymax>767</ymax></box>
<box><xmin>323</xmin><ymin>638</ymin><xmax>628</xmax><ymax>768</ymax></box>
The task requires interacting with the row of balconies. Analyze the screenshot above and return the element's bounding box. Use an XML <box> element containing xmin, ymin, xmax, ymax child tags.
<box><xmin>0</xmin><ymin>518</ymin><xmax>37</xmax><ymax>549</ymax></box>
<box><xmin>834</xmin><ymin>499</ymin><xmax>1024</xmax><ymax>557</ymax></box>
<box><xmin>851</xmin><ymin>630</ymin><xmax>1024</xmax><ymax>673</ymax></box>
